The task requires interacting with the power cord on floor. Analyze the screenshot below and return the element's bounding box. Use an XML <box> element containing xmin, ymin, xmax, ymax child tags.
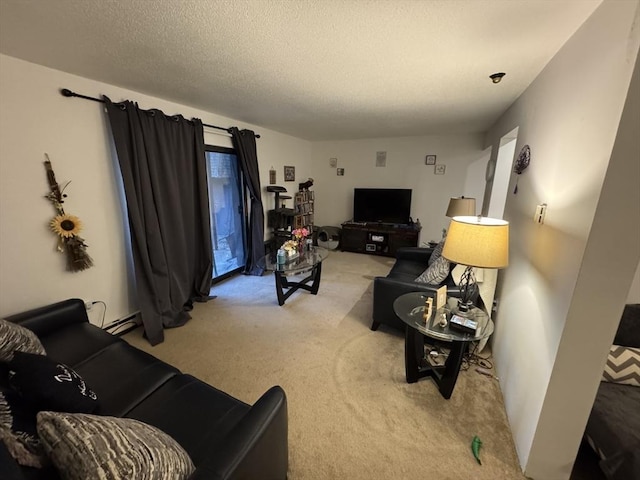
<box><xmin>461</xmin><ymin>342</ymin><xmax>498</xmax><ymax>379</ymax></box>
<box><xmin>87</xmin><ymin>300</ymin><xmax>107</xmax><ymax>328</ymax></box>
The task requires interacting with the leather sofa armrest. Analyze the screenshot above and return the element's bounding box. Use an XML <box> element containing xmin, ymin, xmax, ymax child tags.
<box><xmin>188</xmin><ymin>386</ymin><xmax>288</xmax><ymax>480</ymax></box>
<box><xmin>5</xmin><ymin>298</ymin><xmax>88</xmax><ymax>337</ymax></box>
<box><xmin>394</xmin><ymin>246</ymin><xmax>434</xmax><ymax>263</ymax></box>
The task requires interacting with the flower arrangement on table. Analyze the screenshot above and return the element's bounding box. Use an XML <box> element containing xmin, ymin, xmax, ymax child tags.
<box><xmin>292</xmin><ymin>227</ymin><xmax>310</xmax><ymax>251</ymax></box>
<box><xmin>292</xmin><ymin>227</ymin><xmax>309</xmax><ymax>242</ymax></box>
<box><xmin>280</xmin><ymin>228</ymin><xmax>310</xmax><ymax>260</ymax></box>
<box><xmin>281</xmin><ymin>240</ymin><xmax>299</xmax><ymax>256</ymax></box>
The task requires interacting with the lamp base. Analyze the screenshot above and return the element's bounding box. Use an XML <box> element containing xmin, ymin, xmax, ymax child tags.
<box><xmin>454</xmin><ymin>299</ymin><xmax>475</xmax><ymax>317</ymax></box>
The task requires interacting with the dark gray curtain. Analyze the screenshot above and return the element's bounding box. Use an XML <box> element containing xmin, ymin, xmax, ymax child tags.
<box><xmin>104</xmin><ymin>96</ymin><xmax>213</xmax><ymax>345</ymax></box>
<box><xmin>230</xmin><ymin>128</ymin><xmax>265</xmax><ymax>275</ymax></box>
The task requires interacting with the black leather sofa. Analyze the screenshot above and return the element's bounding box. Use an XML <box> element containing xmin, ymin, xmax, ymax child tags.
<box><xmin>584</xmin><ymin>303</ymin><xmax>640</xmax><ymax>480</ymax></box>
<box><xmin>3</xmin><ymin>298</ymin><xmax>288</xmax><ymax>480</ymax></box>
<box><xmin>371</xmin><ymin>246</ymin><xmax>462</xmax><ymax>331</ymax></box>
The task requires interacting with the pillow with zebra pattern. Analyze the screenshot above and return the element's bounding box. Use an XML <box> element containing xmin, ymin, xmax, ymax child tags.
<box><xmin>416</xmin><ymin>255</ymin><xmax>450</xmax><ymax>285</ymax></box>
<box><xmin>602</xmin><ymin>345</ymin><xmax>640</xmax><ymax>387</ymax></box>
<box><xmin>37</xmin><ymin>411</ymin><xmax>195</xmax><ymax>480</ymax></box>
<box><xmin>0</xmin><ymin>318</ymin><xmax>45</xmax><ymax>363</ymax></box>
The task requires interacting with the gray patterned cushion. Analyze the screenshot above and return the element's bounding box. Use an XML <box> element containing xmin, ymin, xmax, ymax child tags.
<box><xmin>0</xmin><ymin>386</ymin><xmax>47</xmax><ymax>468</ymax></box>
<box><xmin>602</xmin><ymin>345</ymin><xmax>640</xmax><ymax>387</ymax></box>
<box><xmin>428</xmin><ymin>240</ymin><xmax>445</xmax><ymax>266</ymax></box>
<box><xmin>0</xmin><ymin>318</ymin><xmax>45</xmax><ymax>362</ymax></box>
<box><xmin>416</xmin><ymin>255</ymin><xmax>450</xmax><ymax>285</ymax></box>
<box><xmin>37</xmin><ymin>411</ymin><xmax>195</xmax><ymax>480</ymax></box>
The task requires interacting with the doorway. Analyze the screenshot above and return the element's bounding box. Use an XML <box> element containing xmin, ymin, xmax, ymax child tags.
<box><xmin>483</xmin><ymin>127</ymin><xmax>519</xmax><ymax>218</ymax></box>
<box><xmin>205</xmin><ymin>146</ymin><xmax>246</xmax><ymax>282</ymax></box>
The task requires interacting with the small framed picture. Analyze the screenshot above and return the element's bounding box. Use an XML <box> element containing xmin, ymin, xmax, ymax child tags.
<box><xmin>337</xmin><ymin>168</ymin><xmax>345</xmax><ymax>176</ymax></box>
<box><xmin>329</xmin><ymin>158</ymin><xmax>338</xmax><ymax>168</ymax></box>
<box><xmin>434</xmin><ymin>164</ymin><xmax>446</xmax><ymax>175</ymax></box>
<box><xmin>425</xmin><ymin>155</ymin><xmax>437</xmax><ymax>165</ymax></box>
<box><xmin>284</xmin><ymin>166</ymin><xmax>295</xmax><ymax>182</ymax></box>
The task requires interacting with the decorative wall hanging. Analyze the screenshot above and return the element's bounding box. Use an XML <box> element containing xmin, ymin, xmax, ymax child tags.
<box><xmin>434</xmin><ymin>164</ymin><xmax>446</xmax><ymax>175</ymax></box>
<box><xmin>284</xmin><ymin>165</ymin><xmax>295</xmax><ymax>182</ymax></box>
<box><xmin>376</xmin><ymin>151</ymin><xmax>387</xmax><ymax>167</ymax></box>
<box><xmin>425</xmin><ymin>155</ymin><xmax>437</xmax><ymax>165</ymax></box>
<box><xmin>269</xmin><ymin>166</ymin><xmax>276</xmax><ymax>185</ymax></box>
<box><xmin>337</xmin><ymin>168</ymin><xmax>345</xmax><ymax>176</ymax></box>
<box><xmin>513</xmin><ymin>145</ymin><xmax>530</xmax><ymax>194</ymax></box>
<box><xmin>43</xmin><ymin>154</ymin><xmax>93</xmax><ymax>272</ymax></box>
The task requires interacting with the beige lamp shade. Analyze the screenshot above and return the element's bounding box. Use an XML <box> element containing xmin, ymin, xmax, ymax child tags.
<box><xmin>445</xmin><ymin>197</ymin><xmax>476</xmax><ymax>217</ymax></box>
<box><xmin>442</xmin><ymin>216</ymin><xmax>509</xmax><ymax>268</ymax></box>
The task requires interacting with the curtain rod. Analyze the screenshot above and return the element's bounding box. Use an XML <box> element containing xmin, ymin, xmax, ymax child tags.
<box><xmin>60</xmin><ymin>88</ymin><xmax>260</xmax><ymax>138</ymax></box>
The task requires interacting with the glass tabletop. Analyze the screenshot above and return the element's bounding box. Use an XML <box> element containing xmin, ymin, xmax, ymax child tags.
<box><xmin>393</xmin><ymin>292</ymin><xmax>494</xmax><ymax>342</ymax></box>
<box><xmin>258</xmin><ymin>246</ymin><xmax>330</xmax><ymax>276</ymax></box>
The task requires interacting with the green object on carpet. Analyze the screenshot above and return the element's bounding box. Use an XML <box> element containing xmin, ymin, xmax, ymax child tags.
<box><xmin>472</xmin><ymin>435</ymin><xmax>483</xmax><ymax>465</ymax></box>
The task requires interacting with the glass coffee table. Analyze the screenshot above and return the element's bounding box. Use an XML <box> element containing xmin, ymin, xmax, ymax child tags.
<box><xmin>393</xmin><ymin>292</ymin><xmax>494</xmax><ymax>399</ymax></box>
<box><xmin>258</xmin><ymin>246</ymin><xmax>330</xmax><ymax>305</ymax></box>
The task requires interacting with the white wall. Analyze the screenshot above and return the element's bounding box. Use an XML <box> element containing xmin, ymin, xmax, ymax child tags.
<box><xmin>310</xmin><ymin>134</ymin><xmax>485</xmax><ymax>243</ymax></box>
<box><xmin>462</xmin><ymin>148</ymin><xmax>490</xmax><ymax>214</ymax></box>
<box><xmin>484</xmin><ymin>1</ymin><xmax>640</xmax><ymax>478</ymax></box>
<box><xmin>627</xmin><ymin>260</ymin><xmax>640</xmax><ymax>303</ymax></box>
<box><xmin>488</xmin><ymin>136</ymin><xmax>517</xmax><ymax>219</ymax></box>
<box><xmin>0</xmin><ymin>54</ymin><xmax>311</xmax><ymax>325</ymax></box>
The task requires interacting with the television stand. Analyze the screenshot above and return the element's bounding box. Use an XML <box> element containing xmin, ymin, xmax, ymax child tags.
<box><xmin>340</xmin><ymin>222</ymin><xmax>421</xmax><ymax>257</ymax></box>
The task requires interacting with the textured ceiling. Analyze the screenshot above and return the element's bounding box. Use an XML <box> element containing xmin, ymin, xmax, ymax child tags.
<box><xmin>0</xmin><ymin>0</ymin><xmax>602</xmax><ymax>140</ymax></box>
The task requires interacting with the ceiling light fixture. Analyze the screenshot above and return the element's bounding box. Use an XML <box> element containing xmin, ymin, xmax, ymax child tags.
<box><xmin>490</xmin><ymin>72</ymin><xmax>506</xmax><ymax>84</ymax></box>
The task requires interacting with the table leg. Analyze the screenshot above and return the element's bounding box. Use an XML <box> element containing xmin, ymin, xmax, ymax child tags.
<box><xmin>310</xmin><ymin>261</ymin><xmax>322</xmax><ymax>294</ymax></box>
<box><xmin>274</xmin><ymin>271</ymin><xmax>286</xmax><ymax>306</ymax></box>
<box><xmin>405</xmin><ymin>325</ymin><xmax>423</xmax><ymax>383</ymax></box>
<box><xmin>273</xmin><ymin>261</ymin><xmax>323</xmax><ymax>306</ymax></box>
<box><xmin>438</xmin><ymin>341</ymin><xmax>467</xmax><ymax>399</ymax></box>
<box><xmin>403</xmin><ymin>325</ymin><xmax>468</xmax><ymax>399</ymax></box>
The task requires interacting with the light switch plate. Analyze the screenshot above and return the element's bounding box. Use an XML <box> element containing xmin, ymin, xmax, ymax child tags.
<box><xmin>534</xmin><ymin>203</ymin><xmax>547</xmax><ymax>224</ymax></box>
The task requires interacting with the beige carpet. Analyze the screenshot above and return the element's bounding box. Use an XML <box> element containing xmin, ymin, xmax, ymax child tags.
<box><xmin>124</xmin><ymin>251</ymin><xmax>526</xmax><ymax>479</ymax></box>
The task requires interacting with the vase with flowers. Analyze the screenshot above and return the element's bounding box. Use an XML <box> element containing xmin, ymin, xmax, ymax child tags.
<box><xmin>292</xmin><ymin>227</ymin><xmax>310</xmax><ymax>253</ymax></box>
<box><xmin>281</xmin><ymin>240</ymin><xmax>299</xmax><ymax>260</ymax></box>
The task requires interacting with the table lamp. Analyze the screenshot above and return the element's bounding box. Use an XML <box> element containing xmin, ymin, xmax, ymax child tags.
<box><xmin>445</xmin><ymin>197</ymin><xmax>476</xmax><ymax>217</ymax></box>
<box><xmin>442</xmin><ymin>216</ymin><xmax>509</xmax><ymax>314</ymax></box>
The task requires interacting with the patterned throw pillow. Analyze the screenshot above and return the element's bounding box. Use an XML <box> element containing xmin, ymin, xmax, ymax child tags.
<box><xmin>602</xmin><ymin>345</ymin><xmax>640</xmax><ymax>387</ymax></box>
<box><xmin>0</xmin><ymin>319</ymin><xmax>46</xmax><ymax>362</ymax></box>
<box><xmin>37</xmin><ymin>411</ymin><xmax>195</xmax><ymax>480</ymax></box>
<box><xmin>9</xmin><ymin>352</ymin><xmax>99</xmax><ymax>414</ymax></box>
<box><xmin>0</xmin><ymin>386</ymin><xmax>47</xmax><ymax>468</ymax></box>
<box><xmin>428</xmin><ymin>240</ymin><xmax>445</xmax><ymax>266</ymax></box>
<box><xmin>416</xmin><ymin>255</ymin><xmax>450</xmax><ymax>285</ymax></box>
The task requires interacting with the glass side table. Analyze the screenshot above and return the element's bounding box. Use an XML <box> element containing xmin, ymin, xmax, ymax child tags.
<box><xmin>393</xmin><ymin>292</ymin><xmax>494</xmax><ymax>399</ymax></box>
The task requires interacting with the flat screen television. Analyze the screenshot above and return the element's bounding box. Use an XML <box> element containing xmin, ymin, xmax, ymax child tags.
<box><xmin>353</xmin><ymin>188</ymin><xmax>412</xmax><ymax>225</ymax></box>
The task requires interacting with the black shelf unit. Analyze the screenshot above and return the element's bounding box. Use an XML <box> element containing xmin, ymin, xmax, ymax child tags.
<box><xmin>266</xmin><ymin>186</ymin><xmax>315</xmax><ymax>251</ymax></box>
<box><xmin>340</xmin><ymin>222</ymin><xmax>420</xmax><ymax>257</ymax></box>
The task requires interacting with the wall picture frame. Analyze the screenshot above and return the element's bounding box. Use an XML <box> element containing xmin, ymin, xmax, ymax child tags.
<box><xmin>284</xmin><ymin>165</ymin><xmax>295</xmax><ymax>182</ymax></box>
<box><xmin>425</xmin><ymin>155</ymin><xmax>437</xmax><ymax>165</ymax></box>
<box><xmin>434</xmin><ymin>164</ymin><xmax>446</xmax><ymax>175</ymax></box>
<box><xmin>337</xmin><ymin>168</ymin><xmax>345</xmax><ymax>176</ymax></box>
<box><xmin>329</xmin><ymin>158</ymin><xmax>338</xmax><ymax>168</ymax></box>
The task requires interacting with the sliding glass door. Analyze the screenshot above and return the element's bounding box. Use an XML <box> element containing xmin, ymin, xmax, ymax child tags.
<box><xmin>205</xmin><ymin>146</ymin><xmax>246</xmax><ymax>281</ymax></box>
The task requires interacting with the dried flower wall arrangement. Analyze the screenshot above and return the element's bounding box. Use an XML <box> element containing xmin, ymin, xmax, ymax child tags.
<box><xmin>43</xmin><ymin>153</ymin><xmax>93</xmax><ymax>272</ymax></box>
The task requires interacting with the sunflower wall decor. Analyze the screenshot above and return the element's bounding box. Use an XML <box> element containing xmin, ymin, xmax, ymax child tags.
<box><xmin>43</xmin><ymin>154</ymin><xmax>93</xmax><ymax>272</ymax></box>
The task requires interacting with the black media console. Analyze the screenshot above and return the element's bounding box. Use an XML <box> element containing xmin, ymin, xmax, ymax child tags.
<box><xmin>340</xmin><ymin>222</ymin><xmax>421</xmax><ymax>257</ymax></box>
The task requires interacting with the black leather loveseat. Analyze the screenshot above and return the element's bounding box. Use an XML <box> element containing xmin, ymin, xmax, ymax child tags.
<box><xmin>3</xmin><ymin>298</ymin><xmax>288</xmax><ymax>480</ymax></box>
<box><xmin>583</xmin><ymin>303</ymin><xmax>640</xmax><ymax>480</ymax></box>
<box><xmin>371</xmin><ymin>246</ymin><xmax>462</xmax><ymax>331</ymax></box>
